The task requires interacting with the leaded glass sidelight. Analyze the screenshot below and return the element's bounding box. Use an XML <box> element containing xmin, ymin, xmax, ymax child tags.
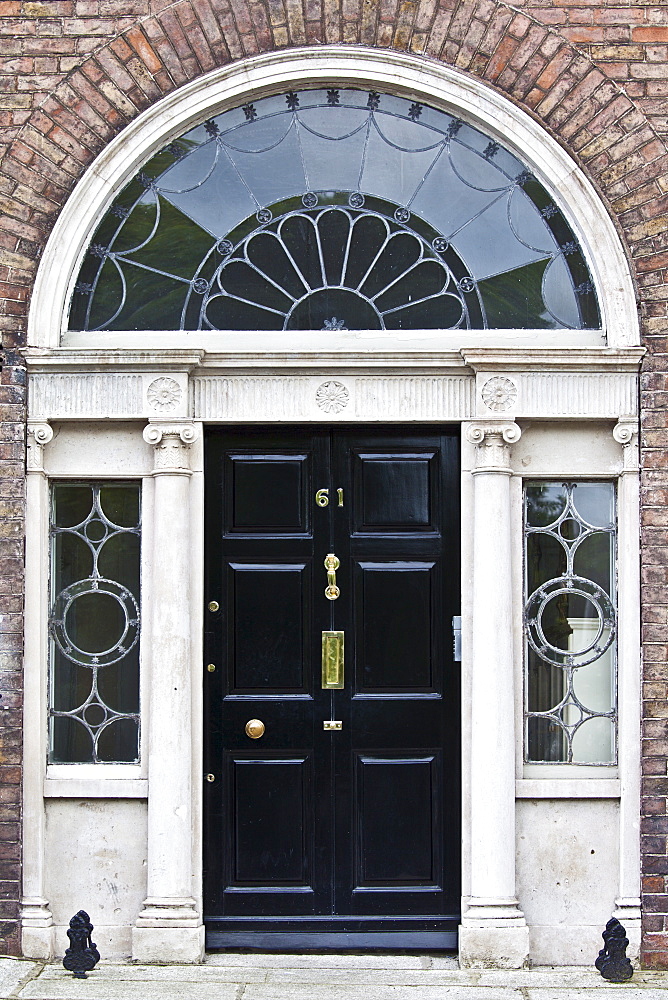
<box><xmin>49</xmin><ymin>484</ymin><xmax>141</xmax><ymax>763</ymax></box>
<box><xmin>524</xmin><ymin>483</ymin><xmax>616</xmax><ymax>764</ymax></box>
<box><xmin>69</xmin><ymin>89</ymin><xmax>600</xmax><ymax>333</ymax></box>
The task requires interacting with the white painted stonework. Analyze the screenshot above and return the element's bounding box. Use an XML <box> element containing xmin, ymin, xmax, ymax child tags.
<box><xmin>21</xmin><ymin>47</ymin><xmax>643</xmax><ymax>968</ymax></box>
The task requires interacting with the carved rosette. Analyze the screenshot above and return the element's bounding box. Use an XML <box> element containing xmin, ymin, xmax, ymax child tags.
<box><xmin>147</xmin><ymin>377</ymin><xmax>183</xmax><ymax>412</ymax></box>
<box><xmin>465</xmin><ymin>420</ymin><xmax>522</xmax><ymax>473</ymax></box>
<box><xmin>143</xmin><ymin>422</ymin><xmax>199</xmax><ymax>474</ymax></box>
<box><xmin>481</xmin><ymin>376</ymin><xmax>518</xmax><ymax>412</ymax></box>
<box><xmin>315</xmin><ymin>380</ymin><xmax>350</xmax><ymax>414</ymax></box>
<box><xmin>27</xmin><ymin>421</ymin><xmax>53</xmax><ymax>472</ymax></box>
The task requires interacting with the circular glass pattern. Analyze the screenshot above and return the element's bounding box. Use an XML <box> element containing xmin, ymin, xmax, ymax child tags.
<box><xmin>52</xmin><ymin>578</ymin><xmax>140</xmax><ymax>668</ymax></box>
<box><xmin>524</xmin><ymin>575</ymin><xmax>615</xmax><ymax>669</ymax></box>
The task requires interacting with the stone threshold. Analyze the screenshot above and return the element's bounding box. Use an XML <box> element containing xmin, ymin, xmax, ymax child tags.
<box><xmin>3</xmin><ymin>957</ymin><xmax>668</xmax><ymax>1000</ymax></box>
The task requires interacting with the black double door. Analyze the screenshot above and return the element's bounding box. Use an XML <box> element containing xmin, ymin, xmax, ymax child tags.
<box><xmin>204</xmin><ymin>426</ymin><xmax>460</xmax><ymax>949</ymax></box>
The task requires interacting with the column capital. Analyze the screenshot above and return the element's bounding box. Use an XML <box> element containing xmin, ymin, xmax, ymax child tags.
<box><xmin>613</xmin><ymin>416</ymin><xmax>639</xmax><ymax>474</ymax></box>
<box><xmin>27</xmin><ymin>420</ymin><xmax>53</xmax><ymax>473</ymax></box>
<box><xmin>143</xmin><ymin>421</ymin><xmax>199</xmax><ymax>475</ymax></box>
<box><xmin>465</xmin><ymin>420</ymin><xmax>521</xmax><ymax>474</ymax></box>
<box><xmin>612</xmin><ymin>415</ymin><xmax>638</xmax><ymax>446</ymax></box>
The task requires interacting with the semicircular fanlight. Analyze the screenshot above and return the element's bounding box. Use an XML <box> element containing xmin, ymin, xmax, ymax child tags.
<box><xmin>199</xmin><ymin>198</ymin><xmax>477</xmax><ymax>331</ymax></box>
<box><xmin>69</xmin><ymin>89</ymin><xmax>600</xmax><ymax>332</ymax></box>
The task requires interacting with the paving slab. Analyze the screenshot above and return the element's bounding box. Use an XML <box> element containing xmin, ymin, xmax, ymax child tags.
<box><xmin>36</xmin><ymin>966</ymin><xmax>268</xmax><ymax>983</ymax></box>
<box><xmin>0</xmin><ymin>960</ymin><xmax>41</xmax><ymax>999</ymax></box>
<box><xmin>205</xmin><ymin>952</ymin><xmax>442</xmax><ymax>968</ymax></box>
<box><xmin>242</xmin><ymin>987</ymin><xmax>523</xmax><ymax>1000</ymax></box>
<box><xmin>524</xmin><ymin>992</ymin><xmax>668</xmax><ymax>1000</ymax></box>
<box><xmin>15</xmin><ymin>981</ymin><xmax>241</xmax><ymax>1000</ymax></box>
<box><xmin>7</xmin><ymin>956</ymin><xmax>668</xmax><ymax>1000</ymax></box>
<box><xmin>264</xmin><ymin>967</ymin><xmax>477</xmax><ymax>985</ymax></box>
<box><xmin>477</xmin><ymin>969</ymin><xmax>637</xmax><ymax>988</ymax></box>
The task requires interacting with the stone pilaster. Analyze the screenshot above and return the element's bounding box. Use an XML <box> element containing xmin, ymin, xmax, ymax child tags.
<box><xmin>612</xmin><ymin>417</ymin><xmax>641</xmax><ymax>960</ymax></box>
<box><xmin>21</xmin><ymin>422</ymin><xmax>55</xmax><ymax>959</ymax></box>
<box><xmin>132</xmin><ymin>422</ymin><xmax>204</xmax><ymax>963</ymax></box>
<box><xmin>459</xmin><ymin>420</ymin><xmax>529</xmax><ymax>970</ymax></box>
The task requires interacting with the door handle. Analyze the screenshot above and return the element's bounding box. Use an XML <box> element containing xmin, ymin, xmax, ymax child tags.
<box><xmin>245</xmin><ymin>719</ymin><xmax>265</xmax><ymax>739</ymax></box>
<box><xmin>324</xmin><ymin>553</ymin><xmax>340</xmax><ymax>600</ymax></box>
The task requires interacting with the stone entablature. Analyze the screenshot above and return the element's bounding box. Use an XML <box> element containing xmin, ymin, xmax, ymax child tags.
<box><xmin>24</xmin><ymin>347</ymin><xmax>644</xmax><ymax>424</ymax></box>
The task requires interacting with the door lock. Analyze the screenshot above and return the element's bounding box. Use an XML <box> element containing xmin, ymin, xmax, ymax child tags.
<box><xmin>323</xmin><ymin>720</ymin><xmax>342</xmax><ymax>731</ymax></box>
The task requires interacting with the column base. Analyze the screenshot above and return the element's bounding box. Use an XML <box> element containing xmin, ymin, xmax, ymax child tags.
<box><xmin>132</xmin><ymin>898</ymin><xmax>204</xmax><ymax>963</ymax></box>
<box><xmin>21</xmin><ymin>898</ymin><xmax>55</xmax><ymax>960</ymax></box>
<box><xmin>459</xmin><ymin>899</ymin><xmax>530</xmax><ymax>969</ymax></box>
<box><xmin>613</xmin><ymin>896</ymin><xmax>641</xmax><ymax>963</ymax></box>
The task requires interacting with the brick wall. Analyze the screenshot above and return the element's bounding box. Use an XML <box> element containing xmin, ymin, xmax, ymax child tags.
<box><xmin>0</xmin><ymin>0</ymin><xmax>667</xmax><ymax>963</ymax></box>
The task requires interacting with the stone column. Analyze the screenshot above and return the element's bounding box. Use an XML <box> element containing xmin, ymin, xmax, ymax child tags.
<box><xmin>612</xmin><ymin>417</ymin><xmax>641</xmax><ymax>960</ymax></box>
<box><xmin>132</xmin><ymin>421</ymin><xmax>204</xmax><ymax>963</ymax></box>
<box><xmin>459</xmin><ymin>420</ymin><xmax>529</xmax><ymax>969</ymax></box>
<box><xmin>21</xmin><ymin>421</ymin><xmax>55</xmax><ymax>959</ymax></box>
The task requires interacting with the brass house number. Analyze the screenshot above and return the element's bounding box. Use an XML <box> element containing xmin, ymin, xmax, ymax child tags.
<box><xmin>315</xmin><ymin>488</ymin><xmax>344</xmax><ymax>507</ymax></box>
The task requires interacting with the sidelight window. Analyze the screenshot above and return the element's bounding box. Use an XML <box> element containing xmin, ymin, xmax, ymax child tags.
<box><xmin>69</xmin><ymin>88</ymin><xmax>600</xmax><ymax>334</ymax></box>
<box><xmin>523</xmin><ymin>482</ymin><xmax>616</xmax><ymax>765</ymax></box>
<box><xmin>48</xmin><ymin>483</ymin><xmax>141</xmax><ymax>763</ymax></box>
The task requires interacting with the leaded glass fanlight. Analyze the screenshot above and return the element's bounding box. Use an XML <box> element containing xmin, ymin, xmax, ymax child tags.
<box><xmin>69</xmin><ymin>89</ymin><xmax>600</xmax><ymax>332</ymax></box>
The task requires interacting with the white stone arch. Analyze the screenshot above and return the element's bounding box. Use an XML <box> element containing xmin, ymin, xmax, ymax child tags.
<box><xmin>29</xmin><ymin>46</ymin><xmax>639</xmax><ymax>349</ymax></box>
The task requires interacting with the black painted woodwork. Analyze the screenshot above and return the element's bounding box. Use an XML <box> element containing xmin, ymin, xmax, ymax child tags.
<box><xmin>204</xmin><ymin>427</ymin><xmax>460</xmax><ymax>949</ymax></box>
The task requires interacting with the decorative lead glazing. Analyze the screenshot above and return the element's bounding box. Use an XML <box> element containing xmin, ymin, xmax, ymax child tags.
<box><xmin>69</xmin><ymin>89</ymin><xmax>600</xmax><ymax>333</ymax></box>
<box><xmin>524</xmin><ymin>483</ymin><xmax>616</xmax><ymax>764</ymax></box>
<box><xmin>49</xmin><ymin>484</ymin><xmax>141</xmax><ymax>763</ymax></box>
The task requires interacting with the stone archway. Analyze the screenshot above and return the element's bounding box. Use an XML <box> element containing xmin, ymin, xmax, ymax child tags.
<box><xmin>3</xmin><ymin>0</ymin><xmax>668</xmax><ymax>967</ymax></box>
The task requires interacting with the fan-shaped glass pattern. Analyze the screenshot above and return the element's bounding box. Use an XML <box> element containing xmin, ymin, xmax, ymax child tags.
<box><xmin>69</xmin><ymin>89</ymin><xmax>600</xmax><ymax>332</ymax></box>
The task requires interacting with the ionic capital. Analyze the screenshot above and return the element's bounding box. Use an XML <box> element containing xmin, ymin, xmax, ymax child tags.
<box><xmin>612</xmin><ymin>416</ymin><xmax>638</xmax><ymax>447</ymax></box>
<box><xmin>27</xmin><ymin>421</ymin><xmax>53</xmax><ymax>473</ymax></box>
<box><xmin>613</xmin><ymin>416</ymin><xmax>639</xmax><ymax>475</ymax></box>
<box><xmin>143</xmin><ymin>422</ymin><xmax>198</xmax><ymax>475</ymax></box>
<box><xmin>465</xmin><ymin>420</ymin><xmax>522</xmax><ymax>473</ymax></box>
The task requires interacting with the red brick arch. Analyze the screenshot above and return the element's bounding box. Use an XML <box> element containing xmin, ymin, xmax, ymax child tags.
<box><xmin>1</xmin><ymin>0</ymin><xmax>668</xmax><ymax>968</ymax></box>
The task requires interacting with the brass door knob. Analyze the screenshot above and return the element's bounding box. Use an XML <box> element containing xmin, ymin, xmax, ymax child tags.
<box><xmin>245</xmin><ymin>718</ymin><xmax>265</xmax><ymax>739</ymax></box>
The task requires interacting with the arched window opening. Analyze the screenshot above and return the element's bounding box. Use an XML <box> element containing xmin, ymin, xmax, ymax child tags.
<box><xmin>69</xmin><ymin>88</ymin><xmax>600</xmax><ymax>334</ymax></box>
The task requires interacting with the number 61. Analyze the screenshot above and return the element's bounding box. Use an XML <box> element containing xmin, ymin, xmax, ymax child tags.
<box><xmin>315</xmin><ymin>488</ymin><xmax>344</xmax><ymax>507</ymax></box>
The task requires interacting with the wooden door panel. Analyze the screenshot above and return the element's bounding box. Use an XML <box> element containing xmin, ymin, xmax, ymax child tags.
<box><xmin>229</xmin><ymin>756</ymin><xmax>314</xmax><ymax>886</ymax></box>
<box><xmin>354</xmin><ymin>754</ymin><xmax>441</xmax><ymax>886</ymax></box>
<box><xmin>353</xmin><ymin>451</ymin><xmax>438</xmax><ymax>533</ymax></box>
<box><xmin>355</xmin><ymin>561</ymin><xmax>437</xmax><ymax>693</ymax></box>
<box><xmin>227</xmin><ymin>562</ymin><xmax>311</xmax><ymax>694</ymax></box>
<box><xmin>225</xmin><ymin>453</ymin><xmax>310</xmax><ymax>534</ymax></box>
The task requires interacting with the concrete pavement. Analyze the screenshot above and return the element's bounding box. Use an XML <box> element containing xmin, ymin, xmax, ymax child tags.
<box><xmin>2</xmin><ymin>954</ymin><xmax>668</xmax><ymax>1000</ymax></box>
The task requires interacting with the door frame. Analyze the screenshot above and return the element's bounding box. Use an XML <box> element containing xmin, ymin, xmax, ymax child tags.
<box><xmin>22</xmin><ymin>47</ymin><xmax>641</xmax><ymax>966</ymax></box>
